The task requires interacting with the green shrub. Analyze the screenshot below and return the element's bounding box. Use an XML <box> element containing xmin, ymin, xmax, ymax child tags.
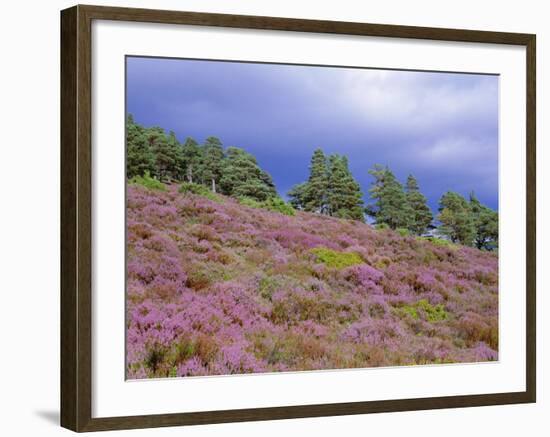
<box><xmin>310</xmin><ymin>247</ymin><xmax>363</xmax><ymax>269</ymax></box>
<box><xmin>259</xmin><ymin>276</ymin><xmax>276</xmax><ymax>300</ymax></box>
<box><xmin>375</xmin><ymin>223</ymin><xmax>390</xmax><ymax>231</ymax></box>
<box><xmin>238</xmin><ymin>196</ymin><xmax>263</xmax><ymax>209</ymax></box>
<box><xmin>400</xmin><ymin>305</ymin><xmax>419</xmax><ymax>320</ymax></box>
<box><xmin>431</xmin><ymin>238</ymin><xmax>454</xmax><ymax>248</ymax></box>
<box><xmin>129</xmin><ymin>171</ymin><xmax>166</xmax><ymax>191</ymax></box>
<box><xmin>175</xmin><ymin>338</ymin><xmax>195</xmax><ymax>362</ymax></box>
<box><xmin>416</xmin><ymin>236</ymin><xmax>456</xmax><ymax>249</ymax></box>
<box><xmin>262</xmin><ymin>197</ymin><xmax>296</xmax><ymax>216</ymax></box>
<box><xmin>416</xmin><ymin>237</ymin><xmax>456</xmax><ymax>247</ymax></box>
<box><xmin>396</xmin><ymin>228</ymin><xmax>410</xmax><ymax>237</ymax></box>
<box><xmin>179</xmin><ymin>182</ymin><xmax>222</xmax><ymax>202</ymax></box>
<box><xmin>144</xmin><ymin>344</ymin><xmax>166</xmax><ymax>373</ymax></box>
<box><xmin>179</xmin><ymin>182</ymin><xmax>211</xmax><ymax>196</ymax></box>
<box><xmin>238</xmin><ymin>196</ymin><xmax>295</xmax><ymax>216</ymax></box>
<box><xmin>417</xmin><ymin>299</ymin><xmax>448</xmax><ymax>322</ymax></box>
<box><xmin>398</xmin><ymin>299</ymin><xmax>448</xmax><ymax>323</ymax></box>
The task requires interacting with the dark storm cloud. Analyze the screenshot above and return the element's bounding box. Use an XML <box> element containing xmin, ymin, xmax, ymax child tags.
<box><xmin>126</xmin><ymin>56</ymin><xmax>499</xmax><ymax>211</ymax></box>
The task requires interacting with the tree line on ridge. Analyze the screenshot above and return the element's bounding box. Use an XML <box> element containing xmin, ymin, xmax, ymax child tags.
<box><xmin>126</xmin><ymin>115</ymin><xmax>498</xmax><ymax>249</ymax></box>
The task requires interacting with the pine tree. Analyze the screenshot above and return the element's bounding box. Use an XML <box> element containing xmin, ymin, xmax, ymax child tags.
<box><xmin>219</xmin><ymin>147</ymin><xmax>276</xmax><ymax>201</ymax></box>
<box><xmin>365</xmin><ymin>164</ymin><xmax>386</xmax><ymax>220</ymax></box>
<box><xmin>201</xmin><ymin>136</ymin><xmax>225</xmax><ymax>192</ymax></box>
<box><xmin>126</xmin><ymin>114</ymin><xmax>140</xmax><ymax>146</ymax></box>
<box><xmin>288</xmin><ymin>149</ymin><xmax>364</xmax><ymax>221</ymax></box>
<box><xmin>143</xmin><ymin>127</ymin><xmax>170</xmax><ymax>181</ymax></box>
<box><xmin>437</xmin><ymin>191</ymin><xmax>475</xmax><ymax>246</ymax></box>
<box><xmin>303</xmin><ymin>149</ymin><xmax>329</xmax><ymax>213</ymax></box>
<box><xmin>181</xmin><ymin>137</ymin><xmax>202</xmax><ymax>184</ymax></box>
<box><xmin>127</xmin><ymin>135</ymin><xmax>155</xmax><ymax>178</ymax></box>
<box><xmin>469</xmin><ymin>192</ymin><xmax>498</xmax><ymax>249</ymax></box>
<box><xmin>327</xmin><ymin>155</ymin><xmax>364</xmax><ymax>221</ymax></box>
<box><xmin>126</xmin><ymin>115</ymin><xmax>155</xmax><ymax>178</ymax></box>
<box><xmin>259</xmin><ymin>170</ymin><xmax>277</xmax><ymax>196</ymax></box>
<box><xmin>366</xmin><ymin>165</ymin><xmax>410</xmax><ymax>229</ymax></box>
<box><xmin>167</xmin><ymin>131</ymin><xmax>185</xmax><ymax>180</ymax></box>
<box><xmin>149</xmin><ymin>129</ymin><xmax>182</xmax><ymax>181</ymax></box>
<box><xmin>287</xmin><ymin>183</ymin><xmax>307</xmax><ymax>210</ymax></box>
<box><xmin>405</xmin><ymin>174</ymin><xmax>433</xmax><ymax>235</ymax></box>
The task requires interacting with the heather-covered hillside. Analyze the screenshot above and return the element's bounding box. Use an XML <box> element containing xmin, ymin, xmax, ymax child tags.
<box><xmin>126</xmin><ymin>183</ymin><xmax>498</xmax><ymax>379</ymax></box>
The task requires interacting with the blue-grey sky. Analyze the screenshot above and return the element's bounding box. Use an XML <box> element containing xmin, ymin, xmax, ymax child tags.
<box><xmin>126</xmin><ymin>56</ymin><xmax>499</xmax><ymax>212</ymax></box>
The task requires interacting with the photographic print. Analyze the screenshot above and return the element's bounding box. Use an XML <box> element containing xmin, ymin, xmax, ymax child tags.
<box><xmin>125</xmin><ymin>57</ymin><xmax>499</xmax><ymax>380</ymax></box>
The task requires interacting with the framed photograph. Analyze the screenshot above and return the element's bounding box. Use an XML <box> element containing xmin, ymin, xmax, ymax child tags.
<box><xmin>60</xmin><ymin>4</ymin><xmax>536</xmax><ymax>432</ymax></box>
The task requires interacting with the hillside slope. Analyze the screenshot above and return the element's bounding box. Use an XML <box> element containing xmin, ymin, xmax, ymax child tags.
<box><xmin>126</xmin><ymin>184</ymin><xmax>498</xmax><ymax>378</ymax></box>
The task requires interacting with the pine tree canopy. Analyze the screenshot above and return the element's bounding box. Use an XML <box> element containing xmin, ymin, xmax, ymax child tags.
<box><xmin>181</xmin><ymin>137</ymin><xmax>202</xmax><ymax>184</ymax></box>
<box><xmin>126</xmin><ymin>116</ymin><xmax>155</xmax><ymax>178</ymax></box>
<box><xmin>303</xmin><ymin>148</ymin><xmax>329</xmax><ymax>213</ymax></box>
<box><xmin>126</xmin><ymin>117</ymin><xmax>278</xmax><ymax>203</ymax></box>
<box><xmin>327</xmin><ymin>154</ymin><xmax>364</xmax><ymax>221</ymax></box>
<box><xmin>219</xmin><ymin>147</ymin><xmax>277</xmax><ymax>201</ymax></box>
<box><xmin>437</xmin><ymin>191</ymin><xmax>476</xmax><ymax>246</ymax></box>
<box><xmin>201</xmin><ymin>136</ymin><xmax>225</xmax><ymax>192</ymax></box>
<box><xmin>405</xmin><ymin>174</ymin><xmax>433</xmax><ymax>235</ymax></box>
<box><xmin>288</xmin><ymin>149</ymin><xmax>364</xmax><ymax>222</ymax></box>
<box><xmin>287</xmin><ymin>182</ymin><xmax>308</xmax><ymax>209</ymax></box>
<box><xmin>469</xmin><ymin>192</ymin><xmax>498</xmax><ymax>249</ymax></box>
<box><xmin>366</xmin><ymin>165</ymin><xmax>410</xmax><ymax>229</ymax></box>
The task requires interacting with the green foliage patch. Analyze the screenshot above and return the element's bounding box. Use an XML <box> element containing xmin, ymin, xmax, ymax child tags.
<box><xmin>418</xmin><ymin>299</ymin><xmax>448</xmax><ymax>322</ymax></box>
<box><xmin>262</xmin><ymin>197</ymin><xmax>296</xmax><ymax>216</ymax></box>
<box><xmin>416</xmin><ymin>236</ymin><xmax>457</xmax><ymax>249</ymax></box>
<box><xmin>179</xmin><ymin>182</ymin><xmax>223</xmax><ymax>202</ymax></box>
<box><xmin>238</xmin><ymin>196</ymin><xmax>295</xmax><ymax>216</ymax></box>
<box><xmin>399</xmin><ymin>299</ymin><xmax>448</xmax><ymax>323</ymax></box>
<box><xmin>401</xmin><ymin>305</ymin><xmax>419</xmax><ymax>320</ymax></box>
<box><xmin>396</xmin><ymin>228</ymin><xmax>410</xmax><ymax>237</ymax></box>
<box><xmin>310</xmin><ymin>247</ymin><xmax>363</xmax><ymax>269</ymax></box>
<box><xmin>129</xmin><ymin>172</ymin><xmax>166</xmax><ymax>191</ymax></box>
<box><xmin>238</xmin><ymin>196</ymin><xmax>263</xmax><ymax>209</ymax></box>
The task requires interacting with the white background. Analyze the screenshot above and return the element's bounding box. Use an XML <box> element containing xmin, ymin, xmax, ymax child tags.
<box><xmin>93</xmin><ymin>20</ymin><xmax>526</xmax><ymax>418</ymax></box>
<box><xmin>0</xmin><ymin>0</ymin><xmax>547</xmax><ymax>435</ymax></box>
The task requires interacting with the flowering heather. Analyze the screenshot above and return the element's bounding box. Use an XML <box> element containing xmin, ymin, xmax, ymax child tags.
<box><xmin>126</xmin><ymin>184</ymin><xmax>498</xmax><ymax>378</ymax></box>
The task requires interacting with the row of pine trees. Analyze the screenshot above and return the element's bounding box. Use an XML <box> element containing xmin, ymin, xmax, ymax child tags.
<box><xmin>288</xmin><ymin>151</ymin><xmax>432</xmax><ymax>234</ymax></box>
<box><xmin>126</xmin><ymin>116</ymin><xmax>498</xmax><ymax>249</ymax></box>
<box><xmin>289</xmin><ymin>150</ymin><xmax>498</xmax><ymax>249</ymax></box>
<box><xmin>127</xmin><ymin>115</ymin><xmax>277</xmax><ymax>201</ymax></box>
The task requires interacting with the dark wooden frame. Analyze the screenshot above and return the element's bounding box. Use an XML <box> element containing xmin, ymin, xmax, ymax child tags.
<box><xmin>61</xmin><ymin>4</ymin><xmax>536</xmax><ymax>432</ymax></box>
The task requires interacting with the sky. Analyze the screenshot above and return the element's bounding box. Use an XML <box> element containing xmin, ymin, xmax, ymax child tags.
<box><xmin>126</xmin><ymin>56</ymin><xmax>499</xmax><ymax>212</ymax></box>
